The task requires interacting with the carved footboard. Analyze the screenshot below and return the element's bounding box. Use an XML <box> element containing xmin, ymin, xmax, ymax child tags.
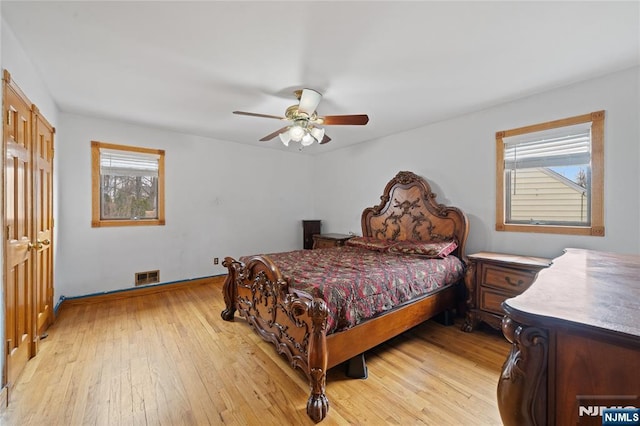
<box><xmin>221</xmin><ymin>256</ymin><xmax>330</xmax><ymax>422</ymax></box>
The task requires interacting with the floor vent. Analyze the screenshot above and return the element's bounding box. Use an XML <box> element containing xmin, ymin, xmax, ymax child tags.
<box><xmin>135</xmin><ymin>270</ymin><xmax>159</xmax><ymax>286</ymax></box>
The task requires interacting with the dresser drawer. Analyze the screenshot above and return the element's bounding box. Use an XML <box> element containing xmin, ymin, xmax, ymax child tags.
<box><xmin>480</xmin><ymin>288</ymin><xmax>508</xmax><ymax>316</ymax></box>
<box><xmin>482</xmin><ymin>264</ymin><xmax>536</xmax><ymax>292</ymax></box>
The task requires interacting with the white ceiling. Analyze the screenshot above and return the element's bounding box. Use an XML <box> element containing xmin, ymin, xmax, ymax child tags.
<box><xmin>2</xmin><ymin>1</ymin><xmax>639</xmax><ymax>153</ymax></box>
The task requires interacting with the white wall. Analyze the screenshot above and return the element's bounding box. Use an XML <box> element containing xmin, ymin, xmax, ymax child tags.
<box><xmin>312</xmin><ymin>67</ymin><xmax>640</xmax><ymax>260</ymax></box>
<box><xmin>55</xmin><ymin>113</ymin><xmax>313</xmax><ymax>301</ymax></box>
<box><xmin>1</xmin><ymin>19</ymin><xmax>57</xmax><ymax>123</ymax></box>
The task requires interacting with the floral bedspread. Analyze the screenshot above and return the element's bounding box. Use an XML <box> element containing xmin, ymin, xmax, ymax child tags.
<box><xmin>241</xmin><ymin>246</ymin><xmax>465</xmax><ymax>334</ymax></box>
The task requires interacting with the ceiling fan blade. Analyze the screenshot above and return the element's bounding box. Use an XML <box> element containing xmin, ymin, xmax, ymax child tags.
<box><xmin>298</xmin><ymin>88</ymin><xmax>323</xmax><ymax>115</ymax></box>
<box><xmin>320</xmin><ymin>114</ymin><xmax>369</xmax><ymax>125</ymax></box>
<box><xmin>259</xmin><ymin>126</ymin><xmax>289</xmax><ymax>142</ymax></box>
<box><xmin>233</xmin><ymin>111</ymin><xmax>286</xmax><ymax>120</ymax></box>
<box><xmin>319</xmin><ymin>134</ymin><xmax>332</xmax><ymax>144</ymax></box>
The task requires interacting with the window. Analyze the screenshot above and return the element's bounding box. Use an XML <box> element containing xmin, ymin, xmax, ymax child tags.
<box><xmin>91</xmin><ymin>141</ymin><xmax>165</xmax><ymax>227</ymax></box>
<box><xmin>496</xmin><ymin>111</ymin><xmax>604</xmax><ymax>236</ymax></box>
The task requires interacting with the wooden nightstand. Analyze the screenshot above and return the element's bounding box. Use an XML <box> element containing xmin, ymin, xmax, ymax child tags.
<box><xmin>462</xmin><ymin>252</ymin><xmax>552</xmax><ymax>332</ymax></box>
<box><xmin>312</xmin><ymin>233</ymin><xmax>353</xmax><ymax>249</ymax></box>
<box><xmin>302</xmin><ymin>220</ymin><xmax>321</xmax><ymax>249</ymax></box>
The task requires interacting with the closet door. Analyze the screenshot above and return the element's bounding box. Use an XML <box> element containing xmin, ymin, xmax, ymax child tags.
<box><xmin>33</xmin><ymin>108</ymin><xmax>54</xmax><ymax>340</ymax></box>
<box><xmin>3</xmin><ymin>71</ymin><xmax>34</xmax><ymax>387</ymax></box>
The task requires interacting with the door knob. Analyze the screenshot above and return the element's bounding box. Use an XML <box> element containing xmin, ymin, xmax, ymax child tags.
<box><xmin>28</xmin><ymin>241</ymin><xmax>44</xmax><ymax>250</ymax></box>
<box><xmin>28</xmin><ymin>239</ymin><xmax>50</xmax><ymax>250</ymax></box>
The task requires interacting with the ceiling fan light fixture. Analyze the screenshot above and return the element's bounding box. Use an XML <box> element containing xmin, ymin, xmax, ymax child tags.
<box><xmin>279</xmin><ymin>131</ymin><xmax>291</xmax><ymax>146</ymax></box>
<box><xmin>301</xmin><ymin>133</ymin><xmax>314</xmax><ymax>146</ymax></box>
<box><xmin>233</xmin><ymin>87</ymin><xmax>369</xmax><ymax>147</ymax></box>
<box><xmin>289</xmin><ymin>125</ymin><xmax>306</xmax><ymax>142</ymax></box>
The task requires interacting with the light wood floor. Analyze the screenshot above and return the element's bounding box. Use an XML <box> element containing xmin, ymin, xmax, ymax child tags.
<box><xmin>1</xmin><ymin>279</ymin><xmax>510</xmax><ymax>425</ymax></box>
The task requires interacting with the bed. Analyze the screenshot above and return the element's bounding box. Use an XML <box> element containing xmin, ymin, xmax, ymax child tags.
<box><xmin>221</xmin><ymin>171</ymin><xmax>469</xmax><ymax>422</ymax></box>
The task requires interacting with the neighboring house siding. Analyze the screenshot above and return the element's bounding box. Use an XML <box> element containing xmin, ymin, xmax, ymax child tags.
<box><xmin>508</xmin><ymin>168</ymin><xmax>587</xmax><ymax>223</ymax></box>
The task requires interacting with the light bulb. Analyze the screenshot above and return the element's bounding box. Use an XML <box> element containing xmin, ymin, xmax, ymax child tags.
<box><xmin>310</xmin><ymin>127</ymin><xmax>325</xmax><ymax>143</ymax></box>
<box><xmin>289</xmin><ymin>126</ymin><xmax>305</xmax><ymax>141</ymax></box>
<box><xmin>301</xmin><ymin>133</ymin><xmax>314</xmax><ymax>146</ymax></box>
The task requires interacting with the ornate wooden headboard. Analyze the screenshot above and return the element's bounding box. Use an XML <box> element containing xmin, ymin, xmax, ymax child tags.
<box><xmin>361</xmin><ymin>171</ymin><xmax>469</xmax><ymax>258</ymax></box>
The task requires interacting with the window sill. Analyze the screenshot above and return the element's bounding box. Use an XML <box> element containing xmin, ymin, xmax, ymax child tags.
<box><xmin>92</xmin><ymin>219</ymin><xmax>165</xmax><ymax>228</ymax></box>
<box><xmin>496</xmin><ymin>223</ymin><xmax>604</xmax><ymax>236</ymax></box>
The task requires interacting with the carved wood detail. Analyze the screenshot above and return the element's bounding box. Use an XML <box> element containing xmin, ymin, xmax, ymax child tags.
<box><xmin>497</xmin><ymin>316</ymin><xmax>548</xmax><ymax>426</ymax></box>
<box><xmin>361</xmin><ymin>171</ymin><xmax>468</xmax><ymax>260</ymax></box>
<box><xmin>220</xmin><ymin>258</ymin><xmax>239</xmax><ymax>321</ymax></box>
<box><xmin>220</xmin><ymin>255</ymin><xmax>330</xmax><ymax>422</ymax></box>
<box><xmin>306</xmin><ymin>296</ymin><xmax>329</xmax><ymax>422</ymax></box>
<box><xmin>461</xmin><ymin>260</ymin><xmax>477</xmax><ymax>332</ymax></box>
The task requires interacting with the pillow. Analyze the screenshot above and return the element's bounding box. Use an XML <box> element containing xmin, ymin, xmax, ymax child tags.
<box><xmin>345</xmin><ymin>236</ymin><xmax>397</xmax><ymax>252</ymax></box>
<box><xmin>387</xmin><ymin>240</ymin><xmax>458</xmax><ymax>258</ymax></box>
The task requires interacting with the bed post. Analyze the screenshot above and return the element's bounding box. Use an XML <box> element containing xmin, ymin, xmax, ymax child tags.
<box><xmin>220</xmin><ymin>257</ymin><xmax>238</xmax><ymax>321</ymax></box>
<box><xmin>306</xmin><ymin>295</ymin><xmax>330</xmax><ymax>422</ymax></box>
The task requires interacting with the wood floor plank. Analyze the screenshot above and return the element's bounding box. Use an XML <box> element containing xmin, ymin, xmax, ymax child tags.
<box><xmin>0</xmin><ymin>279</ymin><xmax>510</xmax><ymax>425</ymax></box>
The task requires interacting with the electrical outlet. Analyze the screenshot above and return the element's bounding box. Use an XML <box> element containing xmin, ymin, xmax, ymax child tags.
<box><xmin>213</xmin><ymin>257</ymin><xmax>219</xmax><ymax>265</ymax></box>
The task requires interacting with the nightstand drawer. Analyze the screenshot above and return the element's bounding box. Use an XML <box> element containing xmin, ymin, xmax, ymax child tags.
<box><xmin>314</xmin><ymin>238</ymin><xmax>339</xmax><ymax>249</ymax></box>
<box><xmin>480</xmin><ymin>288</ymin><xmax>508</xmax><ymax>316</ymax></box>
<box><xmin>312</xmin><ymin>233</ymin><xmax>353</xmax><ymax>249</ymax></box>
<box><xmin>482</xmin><ymin>265</ymin><xmax>535</xmax><ymax>292</ymax></box>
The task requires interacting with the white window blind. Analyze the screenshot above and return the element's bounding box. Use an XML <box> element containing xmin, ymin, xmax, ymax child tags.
<box><xmin>100</xmin><ymin>148</ymin><xmax>159</xmax><ymax>177</ymax></box>
<box><xmin>504</xmin><ymin>122</ymin><xmax>591</xmax><ymax>169</ymax></box>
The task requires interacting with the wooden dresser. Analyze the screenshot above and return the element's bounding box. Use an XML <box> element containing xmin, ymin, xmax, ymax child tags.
<box><xmin>312</xmin><ymin>233</ymin><xmax>353</xmax><ymax>249</ymax></box>
<box><xmin>462</xmin><ymin>252</ymin><xmax>551</xmax><ymax>332</ymax></box>
<box><xmin>497</xmin><ymin>248</ymin><xmax>640</xmax><ymax>426</ymax></box>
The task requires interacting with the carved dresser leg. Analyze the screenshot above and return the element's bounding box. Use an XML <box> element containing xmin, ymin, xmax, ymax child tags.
<box><xmin>497</xmin><ymin>316</ymin><xmax>548</xmax><ymax>426</ymax></box>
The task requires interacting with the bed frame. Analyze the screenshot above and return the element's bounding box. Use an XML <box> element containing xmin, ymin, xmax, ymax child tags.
<box><xmin>221</xmin><ymin>171</ymin><xmax>469</xmax><ymax>422</ymax></box>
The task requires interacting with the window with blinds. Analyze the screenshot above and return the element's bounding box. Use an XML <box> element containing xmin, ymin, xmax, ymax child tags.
<box><xmin>496</xmin><ymin>111</ymin><xmax>605</xmax><ymax>236</ymax></box>
<box><xmin>91</xmin><ymin>141</ymin><xmax>165</xmax><ymax>227</ymax></box>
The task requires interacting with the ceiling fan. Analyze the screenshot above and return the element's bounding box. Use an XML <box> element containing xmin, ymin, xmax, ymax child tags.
<box><xmin>233</xmin><ymin>88</ymin><xmax>369</xmax><ymax>146</ymax></box>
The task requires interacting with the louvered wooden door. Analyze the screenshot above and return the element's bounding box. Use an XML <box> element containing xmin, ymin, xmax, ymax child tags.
<box><xmin>2</xmin><ymin>70</ymin><xmax>55</xmax><ymax>388</ymax></box>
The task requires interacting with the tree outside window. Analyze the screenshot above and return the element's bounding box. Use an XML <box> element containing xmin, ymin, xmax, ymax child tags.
<box><xmin>92</xmin><ymin>141</ymin><xmax>165</xmax><ymax>227</ymax></box>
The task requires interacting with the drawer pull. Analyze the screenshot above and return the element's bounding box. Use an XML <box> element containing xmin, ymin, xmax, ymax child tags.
<box><xmin>504</xmin><ymin>276</ymin><xmax>524</xmax><ymax>286</ymax></box>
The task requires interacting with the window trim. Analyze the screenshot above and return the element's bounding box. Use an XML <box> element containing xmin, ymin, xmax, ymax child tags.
<box><xmin>495</xmin><ymin>111</ymin><xmax>604</xmax><ymax>236</ymax></box>
<box><xmin>91</xmin><ymin>141</ymin><xmax>165</xmax><ymax>227</ymax></box>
